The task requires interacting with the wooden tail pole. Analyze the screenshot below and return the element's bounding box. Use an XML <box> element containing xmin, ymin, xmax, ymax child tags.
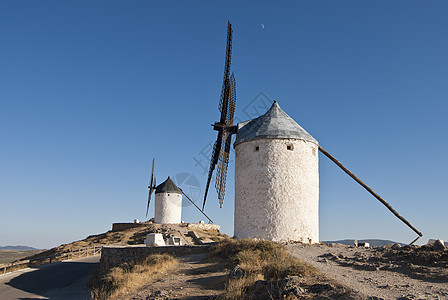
<box><xmin>409</xmin><ymin>235</ymin><xmax>421</xmax><ymax>246</ymax></box>
<box><xmin>182</xmin><ymin>190</ymin><xmax>214</xmax><ymax>224</ymax></box>
<box><xmin>318</xmin><ymin>145</ymin><xmax>423</xmax><ymax>242</ymax></box>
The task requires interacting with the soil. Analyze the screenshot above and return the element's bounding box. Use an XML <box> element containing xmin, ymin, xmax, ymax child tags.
<box><xmin>34</xmin><ymin>222</ymin><xmax>448</xmax><ymax>299</ymax></box>
<box><xmin>114</xmin><ymin>243</ymin><xmax>448</xmax><ymax>299</ymax></box>
<box><xmin>113</xmin><ymin>251</ymin><xmax>354</xmax><ymax>300</ymax></box>
<box><xmin>287</xmin><ymin>243</ymin><xmax>448</xmax><ymax>300</ymax></box>
<box><xmin>116</xmin><ymin>253</ymin><xmax>229</xmax><ymax>300</ymax></box>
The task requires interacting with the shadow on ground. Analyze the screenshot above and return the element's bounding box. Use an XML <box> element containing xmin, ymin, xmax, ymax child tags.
<box><xmin>6</xmin><ymin>260</ymin><xmax>98</xmax><ymax>299</ymax></box>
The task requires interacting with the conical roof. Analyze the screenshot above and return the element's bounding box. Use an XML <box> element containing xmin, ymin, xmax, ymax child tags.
<box><xmin>234</xmin><ymin>101</ymin><xmax>318</xmax><ymax>146</ymax></box>
<box><xmin>155</xmin><ymin>177</ymin><xmax>182</xmax><ymax>194</ymax></box>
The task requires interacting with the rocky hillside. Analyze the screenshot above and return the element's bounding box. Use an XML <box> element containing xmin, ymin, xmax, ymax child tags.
<box><xmin>24</xmin><ymin>221</ymin><xmax>228</xmax><ymax>261</ymax></box>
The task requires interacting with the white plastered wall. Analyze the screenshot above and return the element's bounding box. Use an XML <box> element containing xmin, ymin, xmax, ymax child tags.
<box><xmin>234</xmin><ymin>138</ymin><xmax>319</xmax><ymax>243</ymax></box>
<box><xmin>154</xmin><ymin>193</ymin><xmax>182</xmax><ymax>224</ymax></box>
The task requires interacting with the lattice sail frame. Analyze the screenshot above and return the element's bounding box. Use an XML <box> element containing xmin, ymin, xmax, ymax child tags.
<box><xmin>202</xmin><ymin>21</ymin><xmax>237</xmax><ymax>210</ymax></box>
<box><xmin>146</xmin><ymin>158</ymin><xmax>157</xmax><ymax>217</ymax></box>
<box><xmin>215</xmin><ymin>73</ymin><xmax>236</xmax><ymax>207</ymax></box>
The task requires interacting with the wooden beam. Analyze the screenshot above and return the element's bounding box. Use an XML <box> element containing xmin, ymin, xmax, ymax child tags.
<box><xmin>318</xmin><ymin>145</ymin><xmax>423</xmax><ymax>241</ymax></box>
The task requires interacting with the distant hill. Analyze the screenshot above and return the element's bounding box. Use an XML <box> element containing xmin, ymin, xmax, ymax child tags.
<box><xmin>0</xmin><ymin>245</ymin><xmax>38</xmax><ymax>250</ymax></box>
<box><xmin>322</xmin><ymin>239</ymin><xmax>406</xmax><ymax>247</ymax></box>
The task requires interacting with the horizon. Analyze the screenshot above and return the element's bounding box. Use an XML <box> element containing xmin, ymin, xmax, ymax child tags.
<box><xmin>0</xmin><ymin>238</ymin><xmax>412</xmax><ymax>250</ymax></box>
<box><xmin>1</xmin><ymin>1</ymin><xmax>447</xmax><ymax>249</ymax></box>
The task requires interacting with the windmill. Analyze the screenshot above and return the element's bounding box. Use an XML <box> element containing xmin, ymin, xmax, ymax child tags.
<box><xmin>203</xmin><ymin>22</ymin><xmax>422</xmax><ymax>245</ymax></box>
<box><xmin>146</xmin><ymin>158</ymin><xmax>214</xmax><ymax>223</ymax></box>
<box><xmin>203</xmin><ymin>21</ymin><xmax>237</xmax><ymax>210</ymax></box>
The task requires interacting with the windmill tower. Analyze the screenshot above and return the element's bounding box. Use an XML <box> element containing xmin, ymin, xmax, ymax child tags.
<box><xmin>234</xmin><ymin>101</ymin><xmax>319</xmax><ymax>243</ymax></box>
<box><xmin>154</xmin><ymin>177</ymin><xmax>183</xmax><ymax>224</ymax></box>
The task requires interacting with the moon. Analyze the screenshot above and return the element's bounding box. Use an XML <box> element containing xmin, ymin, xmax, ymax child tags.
<box><xmin>261</xmin><ymin>24</ymin><xmax>265</xmax><ymax>29</ymax></box>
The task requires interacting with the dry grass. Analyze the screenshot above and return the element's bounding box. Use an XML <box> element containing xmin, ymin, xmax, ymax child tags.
<box><xmin>224</xmin><ymin>272</ymin><xmax>264</xmax><ymax>299</ymax></box>
<box><xmin>88</xmin><ymin>254</ymin><xmax>177</xmax><ymax>300</ymax></box>
<box><xmin>211</xmin><ymin>239</ymin><xmax>317</xmax><ymax>299</ymax></box>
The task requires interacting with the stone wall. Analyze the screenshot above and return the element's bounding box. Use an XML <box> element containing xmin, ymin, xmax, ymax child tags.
<box><xmin>111</xmin><ymin>222</ymin><xmax>220</xmax><ymax>232</ymax></box>
<box><xmin>186</xmin><ymin>223</ymin><xmax>220</xmax><ymax>231</ymax></box>
<box><xmin>111</xmin><ymin>223</ymin><xmax>150</xmax><ymax>232</ymax></box>
<box><xmin>99</xmin><ymin>245</ymin><xmax>212</xmax><ymax>271</ymax></box>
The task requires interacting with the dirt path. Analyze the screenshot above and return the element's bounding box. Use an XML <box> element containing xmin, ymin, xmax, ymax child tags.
<box><xmin>119</xmin><ymin>253</ymin><xmax>228</xmax><ymax>300</ymax></box>
<box><xmin>287</xmin><ymin>244</ymin><xmax>448</xmax><ymax>300</ymax></box>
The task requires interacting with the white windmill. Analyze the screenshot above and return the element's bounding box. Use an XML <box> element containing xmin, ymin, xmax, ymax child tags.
<box><xmin>146</xmin><ymin>159</ymin><xmax>213</xmax><ymax>224</ymax></box>
<box><xmin>202</xmin><ymin>21</ymin><xmax>423</xmax><ymax>245</ymax></box>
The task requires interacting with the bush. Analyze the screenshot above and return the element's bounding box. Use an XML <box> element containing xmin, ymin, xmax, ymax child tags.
<box><xmin>88</xmin><ymin>253</ymin><xmax>177</xmax><ymax>300</ymax></box>
<box><xmin>211</xmin><ymin>239</ymin><xmax>317</xmax><ymax>299</ymax></box>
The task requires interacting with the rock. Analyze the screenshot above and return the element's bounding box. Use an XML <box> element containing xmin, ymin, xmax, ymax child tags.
<box><xmin>247</xmin><ymin>280</ymin><xmax>271</xmax><ymax>299</ymax></box>
<box><xmin>319</xmin><ymin>252</ymin><xmax>338</xmax><ymax>260</ymax></box>
<box><xmin>253</xmin><ymin>280</ymin><xmax>267</xmax><ymax>289</ymax></box>
<box><xmin>146</xmin><ymin>290</ymin><xmax>169</xmax><ymax>300</ymax></box>
<box><xmin>319</xmin><ymin>252</ymin><xmax>335</xmax><ymax>257</ymax></box>
<box><xmin>368</xmin><ymin>297</ymin><xmax>385</xmax><ymax>300</ymax></box>
<box><xmin>308</xmin><ymin>283</ymin><xmax>334</xmax><ymax>293</ymax></box>
<box><xmin>249</xmin><ymin>280</ymin><xmax>269</xmax><ymax>299</ymax></box>
<box><xmin>433</xmin><ymin>239</ymin><xmax>446</xmax><ymax>251</ymax></box>
<box><xmin>392</xmin><ymin>243</ymin><xmax>402</xmax><ymax>250</ymax></box>
<box><xmin>250</xmin><ymin>276</ymin><xmax>305</xmax><ymax>298</ymax></box>
<box><xmin>281</xmin><ymin>276</ymin><xmax>305</xmax><ymax>296</ymax></box>
<box><xmin>229</xmin><ymin>265</ymin><xmax>244</xmax><ymax>279</ymax></box>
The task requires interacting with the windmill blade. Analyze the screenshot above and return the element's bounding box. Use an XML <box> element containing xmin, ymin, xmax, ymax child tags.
<box><xmin>219</xmin><ymin>79</ymin><xmax>231</xmax><ymax>123</ymax></box>
<box><xmin>203</xmin><ymin>135</ymin><xmax>222</xmax><ymax>210</ymax></box>
<box><xmin>214</xmin><ymin>72</ymin><xmax>236</xmax><ymax>207</ymax></box>
<box><xmin>149</xmin><ymin>158</ymin><xmax>155</xmax><ymax>187</ymax></box>
<box><xmin>215</xmin><ymin>132</ymin><xmax>232</xmax><ymax>207</ymax></box>
<box><xmin>145</xmin><ymin>176</ymin><xmax>157</xmax><ymax>217</ymax></box>
<box><xmin>228</xmin><ymin>72</ymin><xmax>236</xmax><ymax>125</ymax></box>
<box><xmin>218</xmin><ymin>21</ymin><xmax>233</xmax><ymax>113</ymax></box>
<box><xmin>215</xmin><ymin>131</ymin><xmax>228</xmax><ymax>194</ymax></box>
<box><xmin>146</xmin><ymin>158</ymin><xmax>155</xmax><ymax>217</ymax></box>
<box><xmin>203</xmin><ymin>22</ymin><xmax>235</xmax><ymax>210</ymax></box>
<box><xmin>146</xmin><ymin>188</ymin><xmax>154</xmax><ymax>217</ymax></box>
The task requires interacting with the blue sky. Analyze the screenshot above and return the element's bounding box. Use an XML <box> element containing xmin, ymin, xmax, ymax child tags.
<box><xmin>1</xmin><ymin>1</ymin><xmax>447</xmax><ymax>249</ymax></box>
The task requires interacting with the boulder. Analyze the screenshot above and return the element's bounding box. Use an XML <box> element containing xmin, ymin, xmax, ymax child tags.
<box><xmin>229</xmin><ymin>265</ymin><xmax>244</xmax><ymax>279</ymax></box>
<box><xmin>433</xmin><ymin>239</ymin><xmax>446</xmax><ymax>251</ymax></box>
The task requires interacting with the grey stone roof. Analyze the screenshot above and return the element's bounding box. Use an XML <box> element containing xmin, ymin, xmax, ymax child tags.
<box><xmin>155</xmin><ymin>177</ymin><xmax>182</xmax><ymax>194</ymax></box>
<box><xmin>234</xmin><ymin>101</ymin><xmax>318</xmax><ymax>146</ymax></box>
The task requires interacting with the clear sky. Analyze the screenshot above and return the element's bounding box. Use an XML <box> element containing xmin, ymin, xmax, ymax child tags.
<box><xmin>1</xmin><ymin>1</ymin><xmax>447</xmax><ymax>249</ymax></box>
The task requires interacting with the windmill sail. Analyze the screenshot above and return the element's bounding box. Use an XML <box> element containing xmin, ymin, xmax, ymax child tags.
<box><xmin>203</xmin><ymin>22</ymin><xmax>237</xmax><ymax>210</ymax></box>
<box><xmin>146</xmin><ymin>158</ymin><xmax>156</xmax><ymax>217</ymax></box>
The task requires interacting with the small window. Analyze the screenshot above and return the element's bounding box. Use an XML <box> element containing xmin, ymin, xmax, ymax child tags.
<box><xmin>255</xmin><ymin>146</ymin><xmax>259</xmax><ymax>151</ymax></box>
<box><xmin>287</xmin><ymin>144</ymin><xmax>294</xmax><ymax>151</ymax></box>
